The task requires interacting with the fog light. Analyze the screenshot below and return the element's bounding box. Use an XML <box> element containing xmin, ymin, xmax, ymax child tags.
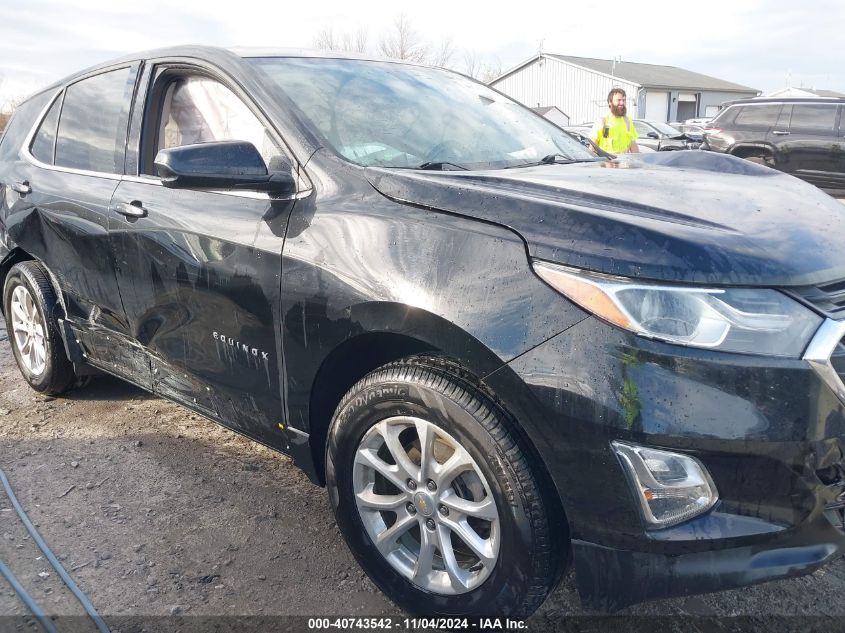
<box><xmin>611</xmin><ymin>441</ymin><xmax>718</xmax><ymax>529</ymax></box>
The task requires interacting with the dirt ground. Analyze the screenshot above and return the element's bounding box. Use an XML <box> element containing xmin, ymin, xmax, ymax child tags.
<box><xmin>1</xmin><ymin>313</ymin><xmax>845</xmax><ymax>632</ymax></box>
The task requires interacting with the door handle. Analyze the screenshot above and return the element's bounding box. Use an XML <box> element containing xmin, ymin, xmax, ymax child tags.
<box><xmin>10</xmin><ymin>181</ymin><xmax>31</xmax><ymax>195</ymax></box>
<box><xmin>111</xmin><ymin>200</ymin><xmax>148</xmax><ymax>219</ymax></box>
<box><xmin>772</xmin><ymin>130</ymin><xmax>790</xmax><ymax>136</ymax></box>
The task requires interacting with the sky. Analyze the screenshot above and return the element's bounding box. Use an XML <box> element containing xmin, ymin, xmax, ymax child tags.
<box><xmin>0</xmin><ymin>0</ymin><xmax>842</xmax><ymax>109</ymax></box>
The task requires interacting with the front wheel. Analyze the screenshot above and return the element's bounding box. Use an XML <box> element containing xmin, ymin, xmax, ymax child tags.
<box><xmin>326</xmin><ymin>356</ymin><xmax>566</xmax><ymax>617</ymax></box>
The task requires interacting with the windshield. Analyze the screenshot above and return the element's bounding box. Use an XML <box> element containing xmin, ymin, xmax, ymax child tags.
<box><xmin>249</xmin><ymin>57</ymin><xmax>599</xmax><ymax>169</ymax></box>
<box><xmin>649</xmin><ymin>121</ymin><xmax>683</xmax><ymax>136</ymax></box>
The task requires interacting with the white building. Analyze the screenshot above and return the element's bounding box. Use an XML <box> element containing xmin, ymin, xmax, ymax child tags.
<box><xmin>531</xmin><ymin>106</ymin><xmax>570</xmax><ymax>128</ymax></box>
<box><xmin>490</xmin><ymin>54</ymin><xmax>759</xmax><ymax>124</ymax></box>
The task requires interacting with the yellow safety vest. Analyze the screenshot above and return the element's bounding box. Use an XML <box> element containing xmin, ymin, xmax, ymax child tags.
<box><xmin>595</xmin><ymin>115</ymin><xmax>638</xmax><ymax>153</ymax></box>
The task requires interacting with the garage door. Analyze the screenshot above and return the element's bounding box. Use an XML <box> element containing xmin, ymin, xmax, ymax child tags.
<box><xmin>645</xmin><ymin>91</ymin><xmax>670</xmax><ymax>122</ymax></box>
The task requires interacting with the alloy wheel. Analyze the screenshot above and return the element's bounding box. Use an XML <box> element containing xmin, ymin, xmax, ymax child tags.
<box><xmin>352</xmin><ymin>416</ymin><xmax>500</xmax><ymax>595</ymax></box>
<box><xmin>9</xmin><ymin>284</ymin><xmax>47</xmax><ymax>376</ymax></box>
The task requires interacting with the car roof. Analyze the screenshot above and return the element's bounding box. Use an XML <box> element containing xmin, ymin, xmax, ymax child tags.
<box><xmin>723</xmin><ymin>96</ymin><xmax>845</xmax><ymax>107</ymax></box>
<box><xmin>27</xmin><ymin>45</ymin><xmax>428</xmax><ymax>102</ymax></box>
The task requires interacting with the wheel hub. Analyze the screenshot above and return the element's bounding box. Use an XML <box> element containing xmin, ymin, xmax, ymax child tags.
<box><xmin>413</xmin><ymin>491</ymin><xmax>436</xmax><ymax>517</ymax></box>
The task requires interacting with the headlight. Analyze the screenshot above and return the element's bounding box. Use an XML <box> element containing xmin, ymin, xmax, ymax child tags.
<box><xmin>612</xmin><ymin>441</ymin><xmax>718</xmax><ymax>529</ymax></box>
<box><xmin>533</xmin><ymin>260</ymin><xmax>822</xmax><ymax>357</ymax></box>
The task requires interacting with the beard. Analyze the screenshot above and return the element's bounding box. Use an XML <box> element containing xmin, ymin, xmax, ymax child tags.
<box><xmin>611</xmin><ymin>103</ymin><xmax>627</xmax><ymax>117</ymax></box>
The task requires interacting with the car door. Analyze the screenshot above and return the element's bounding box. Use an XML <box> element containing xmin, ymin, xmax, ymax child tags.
<box><xmin>109</xmin><ymin>63</ymin><xmax>298</xmax><ymax>443</ymax></box>
<box><xmin>772</xmin><ymin>103</ymin><xmax>842</xmax><ymax>186</ymax></box>
<box><xmin>730</xmin><ymin>103</ymin><xmax>781</xmax><ymax>156</ymax></box>
<box><xmin>777</xmin><ymin>103</ymin><xmax>843</xmax><ymax>189</ymax></box>
<box><xmin>6</xmin><ymin>65</ymin><xmax>145</xmax><ymax>379</ymax></box>
<box><xmin>633</xmin><ymin>121</ymin><xmax>659</xmax><ymax>150</ymax></box>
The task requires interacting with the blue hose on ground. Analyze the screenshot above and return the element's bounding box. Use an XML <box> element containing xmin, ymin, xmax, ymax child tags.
<box><xmin>0</xmin><ymin>466</ymin><xmax>111</xmax><ymax>633</ymax></box>
<box><xmin>0</xmin><ymin>559</ymin><xmax>61</xmax><ymax>633</ymax></box>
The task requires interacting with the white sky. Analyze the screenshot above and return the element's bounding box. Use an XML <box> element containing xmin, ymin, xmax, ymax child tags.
<box><xmin>0</xmin><ymin>0</ymin><xmax>842</xmax><ymax>108</ymax></box>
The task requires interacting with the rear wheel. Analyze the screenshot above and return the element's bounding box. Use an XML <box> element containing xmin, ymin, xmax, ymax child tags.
<box><xmin>326</xmin><ymin>355</ymin><xmax>566</xmax><ymax>617</ymax></box>
<box><xmin>736</xmin><ymin>152</ymin><xmax>775</xmax><ymax>168</ymax></box>
<box><xmin>3</xmin><ymin>262</ymin><xmax>76</xmax><ymax>395</ymax></box>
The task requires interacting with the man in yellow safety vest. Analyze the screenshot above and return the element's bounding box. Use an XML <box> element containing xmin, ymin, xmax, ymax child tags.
<box><xmin>591</xmin><ymin>88</ymin><xmax>640</xmax><ymax>154</ymax></box>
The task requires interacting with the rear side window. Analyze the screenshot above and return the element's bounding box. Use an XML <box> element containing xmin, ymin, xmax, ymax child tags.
<box><xmin>0</xmin><ymin>91</ymin><xmax>53</xmax><ymax>164</ymax></box>
<box><xmin>55</xmin><ymin>67</ymin><xmax>133</xmax><ymax>173</ymax></box>
<box><xmin>789</xmin><ymin>104</ymin><xmax>838</xmax><ymax>133</ymax></box>
<box><xmin>30</xmin><ymin>94</ymin><xmax>62</xmax><ymax>164</ymax></box>
<box><xmin>733</xmin><ymin>105</ymin><xmax>780</xmax><ymax>128</ymax></box>
<box><xmin>709</xmin><ymin>106</ymin><xmax>736</xmax><ymax>126</ymax></box>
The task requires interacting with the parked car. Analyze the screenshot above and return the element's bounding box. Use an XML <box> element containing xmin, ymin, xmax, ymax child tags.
<box><xmin>3</xmin><ymin>46</ymin><xmax>845</xmax><ymax>617</ymax></box>
<box><xmin>673</xmin><ymin>122</ymin><xmax>706</xmax><ymax>142</ymax></box>
<box><xmin>633</xmin><ymin>119</ymin><xmax>702</xmax><ymax>150</ymax></box>
<box><xmin>702</xmin><ymin>97</ymin><xmax>845</xmax><ymax>194</ymax></box>
<box><xmin>684</xmin><ymin>116</ymin><xmax>713</xmax><ymax>127</ymax></box>
<box><xmin>564</xmin><ymin>124</ymin><xmax>656</xmax><ymax>153</ymax></box>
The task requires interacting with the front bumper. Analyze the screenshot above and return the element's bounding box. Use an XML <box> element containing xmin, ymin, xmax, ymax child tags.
<box><xmin>485</xmin><ymin>316</ymin><xmax>845</xmax><ymax>610</ymax></box>
<box><xmin>572</xmin><ymin>510</ymin><xmax>841</xmax><ymax>611</ymax></box>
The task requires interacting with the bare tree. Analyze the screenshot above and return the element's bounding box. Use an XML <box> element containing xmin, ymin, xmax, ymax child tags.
<box><xmin>313</xmin><ymin>25</ymin><xmax>340</xmax><ymax>51</ymax></box>
<box><xmin>479</xmin><ymin>58</ymin><xmax>503</xmax><ymax>84</ymax></box>
<box><xmin>463</xmin><ymin>50</ymin><xmax>480</xmax><ymax>78</ymax></box>
<box><xmin>353</xmin><ymin>27</ymin><xmax>368</xmax><ymax>54</ymax></box>
<box><xmin>378</xmin><ymin>14</ymin><xmax>428</xmax><ymax>63</ymax></box>
<box><xmin>312</xmin><ymin>16</ymin><xmax>502</xmax><ymax>81</ymax></box>
<box><xmin>1</xmin><ymin>93</ymin><xmax>25</xmax><ymax>115</ymax></box>
<box><xmin>313</xmin><ymin>25</ymin><xmax>369</xmax><ymax>53</ymax></box>
<box><xmin>430</xmin><ymin>37</ymin><xmax>456</xmax><ymax>68</ymax></box>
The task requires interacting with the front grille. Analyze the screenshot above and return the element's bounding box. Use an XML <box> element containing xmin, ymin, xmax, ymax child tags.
<box><xmin>794</xmin><ymin>280</ymin><xmax>845</xmax><ymax>319</ymax></box>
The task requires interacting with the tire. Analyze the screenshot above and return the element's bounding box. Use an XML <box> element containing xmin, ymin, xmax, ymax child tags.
<box><xmin>326</xmin><ymin>355</ymin><xmax>565</xmax><ymax>617</ymax></box>
<box><xmin>3</xmin><ymin>261</ymin><xmax>76</xmax><ymax>395</ymax></box>
<box><xmin>743</xmin><ymin>155</ymin><xmax>773</xmax><ymax>168</ymax></box>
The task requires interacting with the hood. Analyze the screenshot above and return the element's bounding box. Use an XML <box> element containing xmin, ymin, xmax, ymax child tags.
<box><xmin>365</xmin><ymin>151</ymin><xmax>845</xmax><ymax>287</ymax></box>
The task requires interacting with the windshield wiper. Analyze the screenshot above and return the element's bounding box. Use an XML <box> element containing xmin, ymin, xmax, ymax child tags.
<box><xmin>540</xmin><ymin>153</ymin><xmax>576</xmax><ymax>164</ymax></box>
<box><xmin>416</xmin><ymin>161</ymin><xmax>468</xmax><ymax>171</ymax></box>
<box><xmin>505</xmin><ymin>154</ymin><xmax>600</xmax><ymax>169</ymax></box>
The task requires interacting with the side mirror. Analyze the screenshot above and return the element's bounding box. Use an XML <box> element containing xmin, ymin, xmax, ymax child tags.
<box><xmin>647</xmin><ymin>131</ymin><xmax>659</xmax><ymax>139</ymax></box>
<box><xmin>154</xmin><ymin>141</ymin><xmax>296</xmax><ymax>196</ymax></box>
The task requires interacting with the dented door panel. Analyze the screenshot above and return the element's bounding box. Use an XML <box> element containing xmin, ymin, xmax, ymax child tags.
<box><xmin>6</xmin><ymin>164</ymin><xmax>127</xmax><ymax>333</ymax></box>
<box><xmin>108</xmin><ymin>179</ymin><xmax>293</xmax><ymax>442</ymax></box>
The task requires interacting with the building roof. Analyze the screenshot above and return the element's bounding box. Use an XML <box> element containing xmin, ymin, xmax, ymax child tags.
<box><xmin>765</xmin><ymin>86</ymin><xmax>845</xmax><ymax>98</ymax></box>
<box><xmin>550</xmin><ymin>55</ymin><xmax>758</xmax><ymax>92</ymax></box>
<box><xmin>532</xmin><ymin>106</ymin><xmax>568</xmax><ymax>117</ymax></box>
<box><xmin>493</xmin><ymin>54</ymin><xmax>758</xmax><ymax>93</ymax></box>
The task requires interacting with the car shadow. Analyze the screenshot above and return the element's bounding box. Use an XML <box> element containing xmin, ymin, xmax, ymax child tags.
<box><xmin>63</xmin><ymin>374</ymin><xmax>154</xmax><ymax>402</ymax></box>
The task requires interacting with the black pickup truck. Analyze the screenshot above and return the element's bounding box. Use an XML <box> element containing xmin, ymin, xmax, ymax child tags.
<box><xmin>1</xmin><ymin>46</ymin><xmax>844</xmax><ymax>617</ymax></box>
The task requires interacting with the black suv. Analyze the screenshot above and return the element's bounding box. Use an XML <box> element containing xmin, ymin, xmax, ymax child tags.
<box><xmin>2</xmin><ymin>47</ymin><xmax>845</xmax><ymax>617</ymax></box>
<box><xmin>702</xmin><ymin>97</ymin><xmax>845</xmax><ymax>194</ymax></box>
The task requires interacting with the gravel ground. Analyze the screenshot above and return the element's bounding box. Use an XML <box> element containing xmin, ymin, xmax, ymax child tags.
<box><xmin>1</xmin><ymin>313</ymin><xmax>844</xmax><ymax>632</ymax></box>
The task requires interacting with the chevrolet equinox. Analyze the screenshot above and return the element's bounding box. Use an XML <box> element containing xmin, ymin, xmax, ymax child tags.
<box><xmin>1</xmin><ymin>47</ymin><xmax>845</xmax><ymax>616</ymax></box>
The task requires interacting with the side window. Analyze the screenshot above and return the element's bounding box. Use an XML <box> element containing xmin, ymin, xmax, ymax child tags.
<box><xmin>157</xmin><ymin>77</ymin><xmax>280</xmax><ymax>168</ymax></box>
<box><xmin>733</xmin><ymin>105</ymin><xmax>780</xmax><ymax>128</ymax></box>
<box><xmin>789</xmin><ymin>105</ymin><xmax>838</xmax><ymax>134</ymax></box>
<box><xmin>774</xmin><ymin>105</ymin><xmax>792</xmax><ymax>130</ymax></box>
<box><xmin>30</xmin><ymin>93</ymin><xmax>63</xmax><ymax>164</ymax></box>
<box><xmin>709</xmin><ymin>106</ymin><xmax>736</xmax><ymax>126</ymax></box>
<box><xmin>633</xmin><ymin>121</ymin><xmax>651</xmax><ymax>136</ymax></box>
<box><xmin>0</xmin><ymin>91</ymin><xmax>53</xmax><ymax>164</ymax></box>
<box><xmin>55</xmin><ymin>67</ymin><xmax>133</xmax><ymax>173</ymax></box>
